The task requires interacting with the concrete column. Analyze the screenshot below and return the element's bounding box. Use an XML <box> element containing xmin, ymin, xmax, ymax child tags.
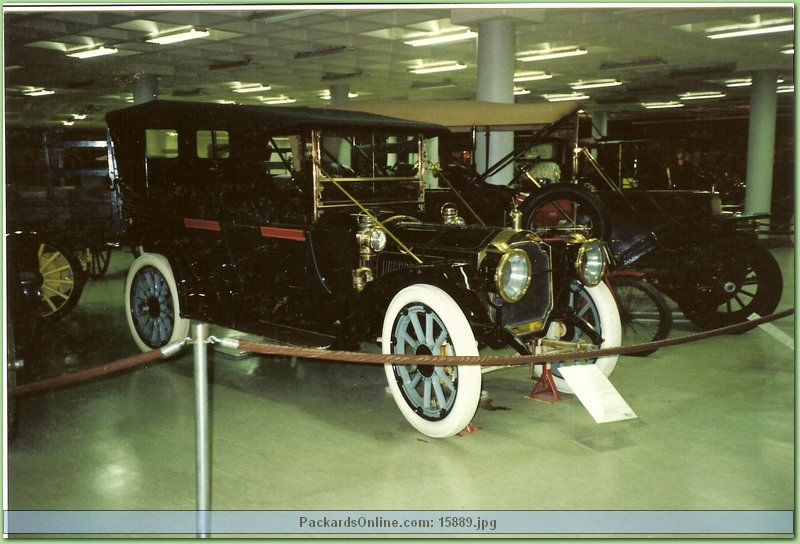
<box><xmin>327</xmin><ymin>85</ymin><xmax>352</xmax><ymax>168</ymax></box>
<box><xmin>133</xmin><ymin>74</ymin><xmax>158</xmax><ymax>104</ymax></box>
<box><xmin>744</xmin><ymin>70</ymin><xmax>778</xmax><ymax>223</ymax></box>
<box><xmin>475</xmin><ymin>18</ymin><xmax>515</xmax><ymax>185</ymax></box>
<box><xmin>591</xmin><ymin>110</ymin><xmax>608</xmax><ymax>140</ymax></box>
<box><xmin>589</xmin><ymin>110</ymin><xmax>608</xmax><ymax>172</ymax></box>
<box><xmin>329</xmin><ymin>84</ymin><xmax>350</xmax><ymax>106</ymax></box>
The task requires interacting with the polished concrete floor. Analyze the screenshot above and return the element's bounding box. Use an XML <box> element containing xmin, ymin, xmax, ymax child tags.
<box><xmin>5</xmin><ymin>241</ymin><xmax>795</xmax><ymax>536</ymax></box>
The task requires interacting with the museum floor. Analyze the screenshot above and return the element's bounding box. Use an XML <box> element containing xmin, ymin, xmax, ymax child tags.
<box><xmin>5</xmin><ymin>242</ymin><xmax>795</xmax><ymax>536</ymax></box>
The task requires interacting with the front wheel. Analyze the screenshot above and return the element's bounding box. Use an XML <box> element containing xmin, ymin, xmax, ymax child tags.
<box><xmin>125</xmin><ymin>253</ymin><xmax>190</xmax><ymax>352</ymax></box>
<box><xmin>536</xmin><ymin>281</ymin><xmax>622</xmax><ymax>393</ymax></box>
<box><xmin>382</xmin><ymin>284</ymin><xmax>482</xmax><ymax>438</ymax></box>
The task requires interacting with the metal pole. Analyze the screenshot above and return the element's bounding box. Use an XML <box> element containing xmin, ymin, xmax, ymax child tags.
<box><xmin>193</xmin><ymin>322</ymin><xmax>211</xmax><ymax>537</ymax></box>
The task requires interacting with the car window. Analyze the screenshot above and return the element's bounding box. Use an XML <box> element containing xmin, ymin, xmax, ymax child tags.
<box><xmin>145</xmin><ymin>129</ymin><xmax>178</xmax><ymax>158</ymax></box>
<box><xmin>197</xmin><ymin>129</ymin><xmax>229</xmax><ymax>159</ymax></box>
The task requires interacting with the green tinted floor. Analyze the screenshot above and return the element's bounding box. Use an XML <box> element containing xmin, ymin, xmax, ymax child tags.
<box><xmin>5</xmin><ymin>243</ymin><xmax>795</xmax><ymax>536</ymax></box>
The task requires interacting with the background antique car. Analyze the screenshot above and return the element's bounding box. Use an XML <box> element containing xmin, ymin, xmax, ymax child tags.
<box><xmin>336</xmin><ymin>101</ymin><xmax>783</xmax><ymax>333</ymax></box>
<box><xmin>105</xmin><ymin>100</ymin><xmax>620</xmax><ymax>438</ymax></box>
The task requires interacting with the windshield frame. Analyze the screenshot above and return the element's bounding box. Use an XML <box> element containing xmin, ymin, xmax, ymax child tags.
<box><xmin>311</xmin><ymin>129</ymin><xmax>426</xmax><ymax>219</ymax></box>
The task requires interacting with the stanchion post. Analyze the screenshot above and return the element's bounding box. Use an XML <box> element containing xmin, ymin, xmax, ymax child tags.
<box><xmin>193</xmin><ymin>323</ymin><xmax>211</xmax><ymax>537</ymax></box>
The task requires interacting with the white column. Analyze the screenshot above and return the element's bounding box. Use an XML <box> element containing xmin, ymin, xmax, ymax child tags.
<box><xmin>133</xmin><ymin>74</ymin><xmax>158</xmax><ymax>104</ymax></box>
<box><xmin>329</xmin><ymin>84</ymin><xmax>350</xmax><ymax>106</ymax></box>
<box><xmin>589</xmin><ymin>110</ymin><xmax>608</xmax><ymax>171</ymax></box>
<box><xmin>591</xmin><ymin>111</ymin><xmax>608</xmax><ymax>140</ymax></box>
<box><xmin>329</xmin><ymin>84</ymin><xmax>352</xmax><ymax>168</ymax></box>
<box><xmin>475</xmin><ymin>18</ymin><xmax>515</xmax><ymax>186</ymax></box>
<box><xmin>744</xmin><ymin>70</ymin><xmax>778</xmax><ymax>225</ymax></box>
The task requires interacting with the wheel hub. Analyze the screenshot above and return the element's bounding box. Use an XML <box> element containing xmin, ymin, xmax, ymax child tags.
<box><xmin>415</xmin><ymin>345</ymin><xmax>435</xmax><ymax>377</ymax></box>
<box><xmin>722</xmin><ymin>281</ymin><xmax>738</xmax><ymax>294</ymax></box>
<box><xmin>147</xmin><ymin>296</ymin><xmax>161</xmax><ymax>318</ymax></box>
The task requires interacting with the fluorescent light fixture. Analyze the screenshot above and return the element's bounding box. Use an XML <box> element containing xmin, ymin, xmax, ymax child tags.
<box><xmin>782</xmin><ymin>47</ymin><xmax>794</xmax><ymax>55</ymax></box>
<box><xmin>62</xmin><ymin>120</ymin><xmax>75</xmax><ymax>126</ymax></box>
<box><xmin>725</xmin><ymin>78</ymin><xmax>752</xmax><ymax>88</ymax></box>
<box><xmin>262</xmin><ymin>96</ymin><xmax>296</xmax><ymax>105</ymax></box>
<box><xmin>67</xmin><ymin>46</ymin><xmax>118</xmax><ymax>59</ymax></box>
<box><xmin>404</xmin><ymin>30</ymin><xmax>477</xmax><ymax>47</ymax></box>
<box><xmin>777</xmin><ymin>85</ymin><xmax>794</xmax><ymax>93</ymax></box>
<box><xmin>232</xmin><ymin>84</ymin><xmax>272</xmax><ymax>93</ymax></box>
<box><xmin>319</xmin><ymin>91</ymin><xmax>359</xmax><ymax>100</ymax></box>
<box><xmin>72</xmin><ymin>113</ymin><xmax>87</xmax><ymax>120</ymax></box>
<box><xmin>519</xmin><ymin>48</ymin><xmax>587</xmax><ymax>62</ymax></box>
<box><xmin>513</xmin><ymin>71</ymin><xmax>553</xmax><ymax>83</ymax></box>
<box><xmin>24</xmin><ymin>88</ymin><xmax>55</xmax><ymax>97</ymax></box>
<box><xmin>679</xmin><ymin>91</ymin><xmax>726</xmax><ymax>101</ymax></box>
<box><xmin>642</xmin><ymin>101</ymin><xmax>684</xmax><ymax>109</ymax></box>
<box><xmin>726</xmin><ymin>77</ymin><xmax>784</xmax><ymax>88</ymax></box>
<box><xmin>513</xmin><ymin>87</ymin><xmax>531</xmax><ymax>96</ymax></box>
<box><xmin>570</xmin><ymin>79</ymin><xmax>621</xmax><ymax>90</ymax></box>
<box><xmin>146</xmin><ymin>27</ymin><xmax>210</xmax><ymax>45</ymax></box>
<box><xmin>708</xmin><ymin>24</ymin><xmax>793</xmax><ymax>40</ymax></box>
<box><xmin>409</xmin><ymin>62</ymin><xmax>466</xmax><ymax>74</ymax></box>
<box><xmin>543</xmin><ymin>92</ymin><xmax>589</xmax><ymax>102</ymax></box>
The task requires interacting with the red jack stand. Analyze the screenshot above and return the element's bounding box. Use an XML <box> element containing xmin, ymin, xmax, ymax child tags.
<box><xmin>458</xmin><ymin>422</ymin><xmax>479</xmax><ymax>436</ymax></box>
<box><xmin>528</xmin><ymin>364</ymin><xmax>562</xmax><ymax>402</ymax></box>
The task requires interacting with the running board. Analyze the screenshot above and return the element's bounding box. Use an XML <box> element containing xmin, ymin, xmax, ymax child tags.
<box><xmin>558</xmin><ymin>365</ymin><xmax>637</xmax><ymax>424</ymax></box>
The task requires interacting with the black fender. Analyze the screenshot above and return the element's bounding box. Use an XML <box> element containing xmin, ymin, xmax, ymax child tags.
<box><xmin>344</xmin><ymin>262</ymin><xmax>493</xmax><ymax>344</ymax></box>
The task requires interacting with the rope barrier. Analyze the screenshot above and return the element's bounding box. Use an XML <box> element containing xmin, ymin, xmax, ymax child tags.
<box><xmin>8</xmin><ymin>308</ymin><xmax>793</xmax><ymax>397</ymax></box>
<box><xmin>9</xmin><ymin>339</ymin><xmax>187</xmax><ymax>398</ymax></box>
<box><xmin>231</xmin><ymin>307</ymin><xmax>794</xmax><ymax>366</ymax></box>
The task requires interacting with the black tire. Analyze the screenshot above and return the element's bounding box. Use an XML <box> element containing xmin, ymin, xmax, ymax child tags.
<box><xmin>678</xmin><ymin>242</ymin><xmax>783</xmax><ymax>330</ymax></box>
<box><xmin>609</xmin><ymin>276</ymin><xmax>672</xmax><ymax>356</ymax></box>
<box><xmin>37</xmin><ymin>240</ymin><xmax>86</xmax><ymax>321</ymax></box>
<box><xmin>521</xmin><ymin>183</ymin><xmax>611</xmax><ymax>242</ymax></box>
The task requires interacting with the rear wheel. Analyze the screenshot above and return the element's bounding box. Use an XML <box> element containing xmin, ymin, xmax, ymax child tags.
<box><xmin>37</xmin><ymin>241</ymin><xmax>85</xmax><ymax>320</ymax></box>
<box><xmin>521</xmin><ymin>184</ymin><xmax>610</xmax><ymax>242</ymax></box>
<box><xmin>125</xmin><ymin>253</ymin><xmax>190</xmax><ymax>352</ymax></box>
<box><xmin>610</xmin><ymin>276</ymin><xmax>672</xmax><ymax>356</ymax></box>
<box><xmin>679</xmin><ymin>242</ymin><xmax>782</xmax><ymax>330</ymax></box>
<box><xmin>383</xmin><ymin>284</ymin><xmax>482</xmax><ymax>438</ymax></box>
<box><xmin>90</xmin><ymin>245</ymin><xmax>113</xmax><ymax>279</ymax></box>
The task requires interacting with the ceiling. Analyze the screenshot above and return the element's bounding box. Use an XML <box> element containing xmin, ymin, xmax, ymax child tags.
<box><xmin>4</xmin><ymin>4</ymin><xmax>795</xmax><ymax>130</ymax></box>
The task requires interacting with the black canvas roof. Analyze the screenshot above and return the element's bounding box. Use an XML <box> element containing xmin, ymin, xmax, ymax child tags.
<box><xmin>106</xmin><ymin>99</ymin><xmax>450</xmax><ymax>136</ymax></box>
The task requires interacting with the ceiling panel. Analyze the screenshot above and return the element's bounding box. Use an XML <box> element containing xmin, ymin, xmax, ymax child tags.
<box><xmin>3</xmin><ymin>4</ymin><xmax>794</xmax><ymax>128</ymax></box>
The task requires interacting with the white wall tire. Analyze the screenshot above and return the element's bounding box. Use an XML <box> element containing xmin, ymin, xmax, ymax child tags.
<box><xmin>125</xmin><ymin>253</ymin><xmax>191</xmax><ymax>352</ymax></box>
<box><xmin>536</xmin><ymin>281</ymin><xmax>622</xmax><ymax>394</ymax></box>
<box><xmin>382</xmin><ymin>284</ymin><xmax>482</xmax><ymax>438</ymax></box>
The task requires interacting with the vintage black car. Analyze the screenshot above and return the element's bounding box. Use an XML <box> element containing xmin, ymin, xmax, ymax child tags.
<box><xmin>105</xmin><ymin>100</ymin><xmax>620</xmax><ymax>438</ymax></box>
<box><xmin>6</xmin><ymin>231</ymin><xmax>45</xmax><ymax>441</ymax></box>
